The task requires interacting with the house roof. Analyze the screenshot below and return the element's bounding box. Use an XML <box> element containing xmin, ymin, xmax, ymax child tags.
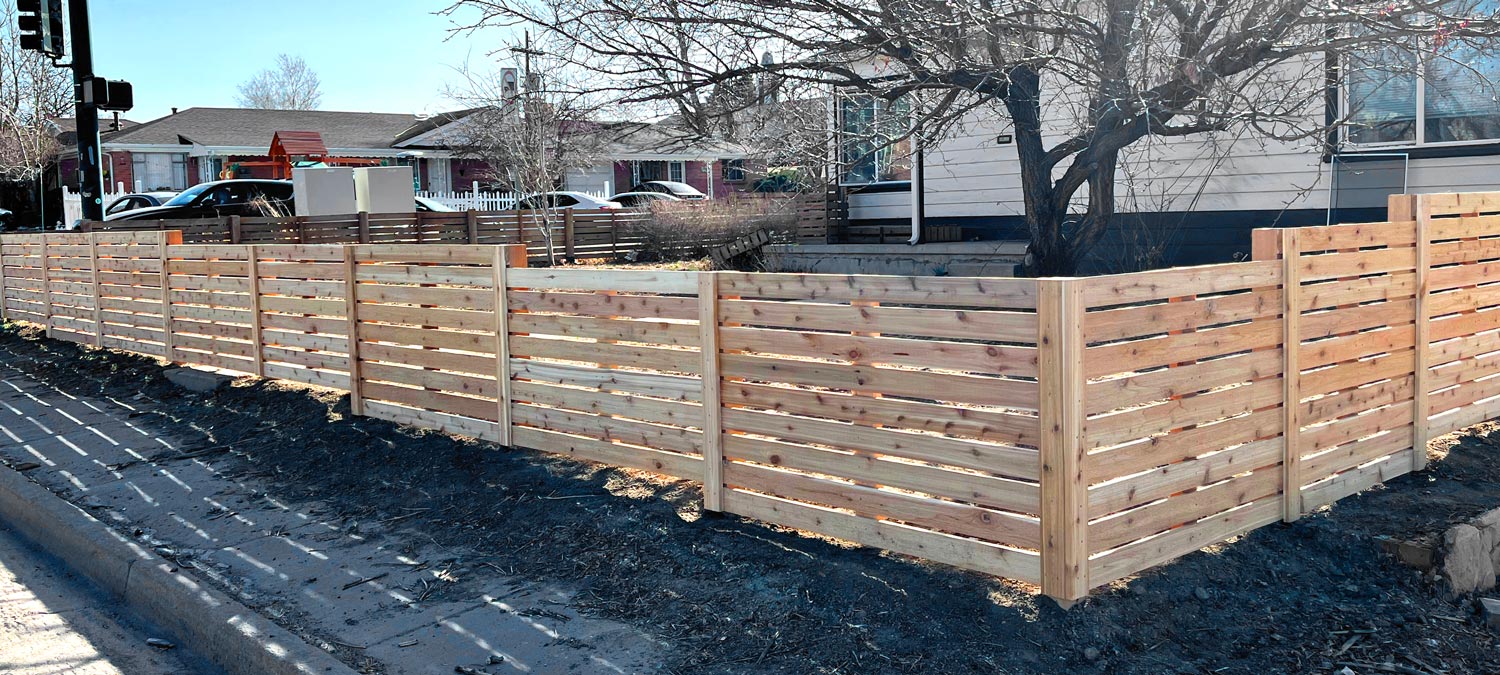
<box><xmin>51</xmin><ymin>116</ymin><xmax>140</xmax><ymax>147</ymax></box>
<box><xmin>105</xmin><ymin>107</ymin><xmax>423</xmax><ymax>150</ymax></box>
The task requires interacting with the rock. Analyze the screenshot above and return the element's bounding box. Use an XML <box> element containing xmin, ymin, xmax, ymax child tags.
<box><xmin>1083</xmin><ymin>647</ymin><xmax>1101</xmax><ymax>662</ymax></box>
<box><xmin>10</xmin><ymin>461</ymin><xmax>40</xmax><ymax>472</ymax></box>
<box><xmin>1193</xmin><ymin>586</ymin><xmax>1210</xmax><ymax>601</ymax></box>
<box><xmin>162</xmin><ymin>367</ymin><xmax>232</xmax><ymax>394</ymax></box>
<box><xmin>1441</xmin><ymin>524</ymin><xmax>1496</xmax><ymax>595</ymax></box>
<box><xmin>1335</xmin><ymin>668</ymin><xmax>1356</xmax><ymax>675</ymax></box>
<box><xmin>1377</xmin><ymin>536</ymin><xmax>1438</xmax><ymax>570</ymax></box>
<box><xmin>1480</xmin><ymin>597</ymin><xmax>1500</xmax><ymax>631</ymax></box>
<box><xmin>145</xmin><ymin>638</ymin><xmax>175</xmax><ymax>649</ymax></box>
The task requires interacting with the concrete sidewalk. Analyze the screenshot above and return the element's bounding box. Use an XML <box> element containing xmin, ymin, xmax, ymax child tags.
<box><xmin>0</xmin><ymin>364</ymin><xmax>663</xmax><ymax>675</ymax></box>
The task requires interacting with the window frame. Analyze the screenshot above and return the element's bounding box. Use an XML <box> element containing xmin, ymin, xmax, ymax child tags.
<box><xmin>668</xmin><ymin>161</ymin><xmax>685</xmax><ymax>183</ymax></box>
<box><xmin>835</xmin><ymin>92</ymin><xmax>914</xmax><ymax>188</ymax></box>
<box><xmin>1343</xmin><ymin>42</ymin><xmax>1500</xmax><ymax>151</ymax></box>
<box><xmin>721</xmin><ymin>158</ymin><xmax>746</xmax><ymax>183</ymax></box>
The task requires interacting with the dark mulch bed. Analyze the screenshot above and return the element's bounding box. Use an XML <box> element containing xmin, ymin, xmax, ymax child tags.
<box><xmin>4</xmin><ymin>323</ymin><xmax>1499</xmax><ymax>675</ymax></box>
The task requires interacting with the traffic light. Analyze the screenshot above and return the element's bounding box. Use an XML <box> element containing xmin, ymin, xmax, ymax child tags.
<box><xmin>84</xmin><ymin>78</ymin><xmax>133</xmax><ymax>112</ymax></box>
<box><xmin>16</xmin><ymin>0</ymin><xmax>65</xmax><ymax>58</ymax></box>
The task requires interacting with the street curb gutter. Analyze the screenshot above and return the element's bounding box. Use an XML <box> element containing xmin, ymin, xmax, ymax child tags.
<box><xmin>0</xmin><ymin>465</ymin><xmax>358</xmax><ymax>675</ymax></box>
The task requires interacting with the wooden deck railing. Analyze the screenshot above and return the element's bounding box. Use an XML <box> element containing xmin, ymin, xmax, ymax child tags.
<box><xmin>6</xmin><ymin>189</ymin><xmax>1499</xmax><ymax>605</ymax></box>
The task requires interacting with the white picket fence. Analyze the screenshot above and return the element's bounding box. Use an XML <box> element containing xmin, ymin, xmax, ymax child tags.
<box><xmin>417</xmin><ymin>183</ymin><xmax>612</xmax><ymax>212</ymax></box>
<box><xmin>60</xmin><ymin>184</ymin><xmax>132</xmax><ymax>230</ymax></box>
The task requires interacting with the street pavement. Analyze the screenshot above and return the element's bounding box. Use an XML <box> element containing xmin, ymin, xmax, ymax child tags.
<box><xmin>0</xmin><ymin>519</ymin><xmax>209</xmax><ymax>674</ymax></box>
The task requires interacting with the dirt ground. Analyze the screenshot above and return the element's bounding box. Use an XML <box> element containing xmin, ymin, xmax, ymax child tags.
<box><xmin>3</xmin><ymin>323</ymin><xmax>1499</xmax><ymax>675</ymax></box>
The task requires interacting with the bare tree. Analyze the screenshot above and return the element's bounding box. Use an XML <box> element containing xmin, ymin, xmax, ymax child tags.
<box><xmin>444</xmin><ymin>61</ymin><xmax>611</xmax><ymax>263</ymax></box>
<box><xmin>0</xmin><ymin>0</ymin><xmax>71</xmax><ymax>182</ymax></box>
<box><xmin>236</xmin><ymin>54</ymin><xmax>323</xmax><ymax>110</ymax></box>
<box><xmin>444</xmin><ymin>0</ymin><xmax>1500</xmax><ymax>275</ymax></box>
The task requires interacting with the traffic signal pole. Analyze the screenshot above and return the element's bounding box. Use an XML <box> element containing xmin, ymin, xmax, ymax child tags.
<box><xmin>68</xmin><ymin>0</ymin><xmax>102</xmax><ymax>221</ymax></box>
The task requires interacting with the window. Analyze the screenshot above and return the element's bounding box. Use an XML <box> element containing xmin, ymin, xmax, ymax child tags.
<box><xmin>1347</xmin><ymin>36</ymin><xmax>1500</xmax><ymax>146</ymax></box>
<box><xmin>550</xmin><ymin>194</ymin><xmax>579</xmax><ymax>208</ymax></box>
<box><xmin>668</xmin><ymin>161</ymin><xmax>685</xmax><ymax>183</ymax></box>
<box><xmin>722</xmin><ymin>159</ymin><xmax>746</xmax><ymax>182</ymax></box>
<box><xmin>838</xmin><ymin>94</ymin><xmax>912</xmax><ymax>185</ymax></box>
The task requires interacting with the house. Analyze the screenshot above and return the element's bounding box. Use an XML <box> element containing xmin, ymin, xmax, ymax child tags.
<box><xmin>58</xmin><ymin>106</ymin><xmax>749</xmax><ymax>199</ymax></box>
<box><xmin>827</xmin><ymin>54</ymin><xmax>1500</xmax><ymax>271</ymax></box>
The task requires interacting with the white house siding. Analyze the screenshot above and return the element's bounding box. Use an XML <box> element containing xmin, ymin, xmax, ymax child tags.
<box><xmin>565</xmin><ymin>163</ymin><xmax>614</xmax><ymax>195</ymax></box>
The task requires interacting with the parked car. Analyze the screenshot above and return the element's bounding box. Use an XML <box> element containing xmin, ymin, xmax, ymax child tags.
<box><xmin>414</xmin><ymin>196</ymin><xmax>456</xmax><ymax>212</ymax></box>
<box><xmin>628</xmin><ymin>180</ymin><xmax>707</xmax><ymax>200</ymax></box>
<box><xmin>105</xmin><ymin>191</ymin><xmax>178</xmax><ymax>217</ymax></box>
<box><xmin>106</xmin><ymin>180</ymin><xmax>294</xmax><ymax>221</ymax></box>
<box><xmin>512</xmin><ymin>192</ymin><xmax>623</xmax><ymax>211</ymax></box>
<box><xmin>608</xmin><ymin>191</ymin><xmax>683</xmax><ymax>208</ymax></box>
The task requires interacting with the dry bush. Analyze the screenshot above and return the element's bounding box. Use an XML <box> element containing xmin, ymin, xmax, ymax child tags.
<box><xmin>623</xmin><ymin>196</ymin><xmax>799</xmax><ymax>265</ymax></box>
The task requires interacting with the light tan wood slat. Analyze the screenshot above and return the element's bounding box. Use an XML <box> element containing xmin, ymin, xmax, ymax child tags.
<box><xmin>352</xmin><ymin>245</ymin><xmax>496</xmax><ymax>265</ymax></box>
<box><xmin>255</xmin><ymin>261</ymin><xmax>345</xmax><ymax>280</ymax></box>
<box><xmin>99</xmin><ymin>336</ymin><xmax>166</xmax><ymax>357</ymax></box>
<box><xmin>721</xmin><ymin>326</ymin><xmax>1037</xmax><ymax>377</ymax></box>
<box><xmin>513</xmin><ymin>404</ymin><xmax>700</xmax><ymax>455</ymax></box>
<box><xmin>170</xmin><ymin>348</ymin><xmax>255</xmax><ymax>374</ymax></box>
<box><xmin>1429</xmin><ymin>238</ymin><xmax>1500</xmax><ymax>265</ymax></box>
<box><xmin>1299</xmin><ymin>426</ymin><xmax>1412</xmax><ymax>485</ymax></box>
<box><xmin>258</xmin><ymin>278</ymin><xmax>343</xmax><ymax>298</ymax></box>
<box><xmin>1084</xmin><ymin>320</ymin><xmax>1281</xmax><ymax>379</ymax></box>
<box><xmin>262</xmin><ymin>363</ymin><xmax>351</xmax><ymax>390</ymax></box>
<box><xmin>358</xmin><ymin>342</ymin><xmax>495</xmax><ymax>376</ymax></box>
<box><xmin>1086</xmin><ymin>377</ymin><xmax>1283</xmax><ymax>449</ymax></box>
<box><xmin>725</xmin><ymin>434</ymin><xmax>1038</xmax><ymax>516</ymax></box>
<box><xmin>1083</xmin><ymin>289</ymin><xmax>1279</xmax><ymax>342</ymax></box>
<box><xmin>1297</xmin><ymin>449</ymin><xmax>1413</xmax><ymax>512</ymax></box>
<box><xmin>718</xmin><ymin>273</ymin><xmax>1037</xmax><ymax>309</ymax></box>
<box><xmin>725</xmin><ymin>461</ymin><xmax>1038</xmax><ymax>547</ymax></box>
<box><xmin>1082</xmin><ymin>261</ymin><xmax>1280</xmax><ymax>308</ymax></box>
<box><xmin>354</xmin><ymin>303</ymin><xmax>491</xmax><ymax>331</ymax></box>
<box><xmin>1089</xmin><ymin>498</ymin><xmax>1281</xmax><ymax>586</ymax></box>
<box><xmin>1299</xmin><ymin>324</ymin><xmax>1416</xmax><ymax>369</ymax></box>
<box><xmin>1088</xmin><ymin>437</ymin><xmax>1281</xmax><ymax>518</ymax></box>
<box><xmin>1299</xmin><ymin>348</ymin><xmax>1415</xmax><ymax>397</ymax></box>
<box><xmin>508</xmin><ymin>268</ymin><xmax>698</xmax><ymax>294</ymax></box>
<box><xmin>251</xmin><ymin>245</ymin><xmax>345</xmax><ymax>261</ymax></box>
<box><xmin>353</xmin><ymin>283</ymin><xmax>496</xmax><ymax>311</ymax></box>
<box><xmin>511</xmin><ymin>380</ymin><xmax>700</xmax><ymax>427</ymax></box>
<box><xmin>1429</xmin><ymin>284</ymin><xmax>1500</xmax><ymax>316</ymax></box>
<box><xmin>361</xmin><ymin>360</ymin><xmax>496</xmax><ymax>398</ymax></box>
<box><xmin>1301</xmin><ymin>375</ymin><xmax>1414</xmax><ymax>426</ymax></box>
<box><xmin>1428</xmin><ymin>394</ymin><xmax>1500</xmax><ymax>436</ymax></box>
<box><xmin>363</xmin><ymin>400</ymin><xmax>501</xmax><ymax>443</ymax></box>
<box><xmin>1090</xmin><ymin>467</ymin><xmax>1280</xmax><ymax>554</ymax></box>
<box><xmin>1299</xmin><ymin>272</ymin><xmax>1417</xmax><ymax>310</ymax></box>
<box><xmin>167</xmin><ymin>260</ymin><xmax>251</xmax><ymax>276</ymax></box>
<box><xmin>169</xmin><ymin>245</ymin><xmax>249</xmax><ymax>260</ymax></box>
<box><xmin>509</xmin><ymin>291</ymin><xmax>698</xmax><ymax>321</ymax></box>
<box><xmin>723</xmin><ymin>489</ymin><xmax>1041</xmax><ymax>581</ymax></box>
<box><xmin>95</xmin><ymin>257</ymin><xmax>163</xmax><ymax>273</ymax></box>
<box><xmin>258</xmin><ymin>313</ymin><xmax>346</xmax><ymax>335</ymax></box>
<box><xmin>1300</xmin><ymin>400</ymin><xmax>1413</xmax><ymax>454</ymax></box>
<box><xmin>508</xmin><ymin>335</ymin><xmax>698</xmax><ymax>374</ymax></box>
<box><xmin>1085</xmin><ymin>407</ymin><xmax>1282</xmax><ymax>482</ymax></box>
<box><xmin>257</xmin><ymin>328</ymin><xmax>346</xmax><ymax>352</ymax></box>
<box><xmin>723</xmin><ymin>407</ymin><xmax>1033</xmax><ymax>478</ymax></box>
<box><xmin>358</xmin><ymin>323</ymin><xmax>496</xmax><ymax>354</ymax></box>
<box><xmin>511</xmin><ymin>426</ymin><xmax>701</xmax><ymax>480</ymax></box>
<box><xmin>1298</xmin><ymin>247</ymin><xmax>1416</xmax><ymax>281</ymax></box>
<box><xmin>721</xmin><ymin>353</ymin><xmax>1039</xmax><ymax>411</ymax></box>
<box><xmin>171</xmin><ymin>332</ymin><xmax>255</xmax><ymax>358</ymax></box>
<box><xmin>511</xmin><ymin>359</ymin><xmax>701</xmax><ymax>400</ymax></box>
<box><xmin>719</xmin><ymin>299</ymin><xmax>1037</xmax><ymax>343</ymax></box>
<box><xmin>354</xmin><ymin>264</ymin><xmax>493</xmax><ymax>286</ymax></box>
<box><xmin>723</xmin><ymin>381</ymin><xmax>1039</xmax><ymax>456</ymax></box>
<box><xmin>1428</xmin><ymin>308</ymin><xmax>1500</xmax><ymax>343</ymax></box>
<box><xmin>168</xmin><ymin>276</ymin><xmax>253</xmax><ymax>294</ymax></box>
<box><xmin>1429</xmin><ymin>374</ymin><xmax>1500</xmax><ymax>415</ymax></box>
<box><xmin>1300</xmin><ymin>299</ymin><xmax>1416</xmax><ymax>340</ymax></box>
<box><xmin>1428</xmin><ymin>331</ymin><xmax>1500</xmax><ymax>368</ymax></box>
<box><xmin>1296</xmin><ymin>220</ymin><xmax>1418</xmax><ymax>251</ymax></box>
<box><xmin>261</xmin><ymin>346</ymin><xmax>349</xmax><ymax>372</ymax></box>
<box><xmin>362</xmin><ymin>381</ymin><xmax>499</xmax><ymax>422</ymax></box>
<box><xmin>1086</xmin><ymin>350</ymin><xmax>1281</xmax><ymax>415</ymax></box>
<box><xmin>1428</xmin><ymin>260</ymin><xmax>1500</xmax><ymax>292</ymax></box>
<box><xmin>509</xmin><ymin>313</ymin><xmax>699</xmax><ymax>347</ymax></box>
<box><xmin>257</xmin><ymin>295</ymin><xmax>345</xmax><ymax>317</ymax></box>
<box><xmin>171</xmin><ymin>318</ymin><xmax>252</xmax><ymax>341</ymax></box>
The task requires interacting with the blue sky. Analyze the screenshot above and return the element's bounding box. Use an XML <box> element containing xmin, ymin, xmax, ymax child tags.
<box><xmin>90</xmin><ymin>1</ymin><xmax>514</xmax><ymax>123</ymax></box>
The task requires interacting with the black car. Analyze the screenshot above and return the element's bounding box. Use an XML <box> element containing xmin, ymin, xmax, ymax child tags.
<box><xmin>105</xmin><ymin>180</ymin><xmax>294</xmax><ymax>221</ymax></box>
<box><xmin>105</xmin><ymin>191</ymin><xmax>178</xmax><ymax>217</ymax></box>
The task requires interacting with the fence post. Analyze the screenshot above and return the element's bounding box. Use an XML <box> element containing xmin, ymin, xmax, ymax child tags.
<box><xmin>40</xmin><ymin>235</ymin><xmax>51</xmax><ymax>339</ymax></box>
<box><xmin>564</xmin><ymin>209</ymin><xmax>576</xmax><ymax>262</ymax></box>
<box><xmin>466</xmin><ymin>209</ymin><xmax>479</xmax><ymax>244</ymax></box>
<box><xmin>493</xmin><ymin>245</ymin><xmax>524</xmax><ymax>447</ymax></box>
<box><xmin>357</xmin><ymin>211</ymin><xmax>370</xmax><ymax>244</ymax></box>
<box><xmin>247</xmin><ymin>245</ymin><xmax>264</xmax><ymax>377</ymax></box>
<box><xmin>229</xmin><ymin>215</ymin><xmax>242</xmax><ymax>244</ymax></box>
<box><xmin>89</xmin><ymin>232</ymin><xmax>102</xmax><ymax>348</ymax></box>
<box><xmin>699</xmin><ymin>271</ymin><xmax>724</xmax><ymax>512</ymax></box>
<box><xmin>1037</xmin><ymin>277</ymin><xmax>1086</xmax><ymax>606</ymax></box>
<box><xmin>159</xmin><ymin>233</ymin><xmax>173</xmax><ymax>363</ymax></box>
<box><xmin>1280</xmin><ymin>229</ymin><xmax>1304</xmax><ymax>522</ymax></box>
<box><xmin>0</xmin><ymin>232</ymin><xmax>8</xmax><ymax>323</ymax></box>
<box><xmin>1410</xmin><ymin>194</ymin><xmax>1432</xmax><ymax>471</ymax></box>
<box><xmin>343</xmin><ymin>245</ymin><xmax>363</xmax><ymax>416</ymax></box>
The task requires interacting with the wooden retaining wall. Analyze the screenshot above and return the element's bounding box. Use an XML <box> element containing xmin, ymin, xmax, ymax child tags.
<box><xmin>8</xmin><ymin>190</ymin><xmax>1500</xmax><ymax>604</ymax></box>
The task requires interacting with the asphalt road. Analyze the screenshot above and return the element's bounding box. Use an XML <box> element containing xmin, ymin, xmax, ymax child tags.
<box><xmin>0</xmin><ymin>520</ymin><xmax>209</xmax><ymax>675</ymax></box>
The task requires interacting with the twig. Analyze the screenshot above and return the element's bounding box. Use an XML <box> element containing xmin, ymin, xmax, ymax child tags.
<box><xmin>342</xmin><ymin>572</ymin><xmax>388</xmax><ymax>590</ymax></box>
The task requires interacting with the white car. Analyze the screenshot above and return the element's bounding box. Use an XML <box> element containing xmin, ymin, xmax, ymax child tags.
<box><xmin>512</xmin><ymin>191</ymin><xmax>623</xmax><ymax>211</ymax></box>
<box><xmin>608</xmin><ymin>191</ymin><xmax>684</xmax><ymax>208</ymax></box>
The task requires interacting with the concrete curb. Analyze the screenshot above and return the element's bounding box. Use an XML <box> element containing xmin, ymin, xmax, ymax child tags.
<box><xmin>0</xmin><ymin>465</ymin><xmax>357</xmax><ymax>675</ymax></box>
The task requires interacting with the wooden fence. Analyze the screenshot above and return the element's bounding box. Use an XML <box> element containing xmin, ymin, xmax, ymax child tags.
<box><xmin>7</xmin><ymin>190</ymin><xmax>1500</xmax><ymax>605</ymax></box>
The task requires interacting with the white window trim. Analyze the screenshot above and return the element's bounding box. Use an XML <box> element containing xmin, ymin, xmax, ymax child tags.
<box><xmin>836</xmin><ymin>92</ymin><xmax>914</xmax><ymax>188</ymax></box>
<box><xmin>668</xmin><ymin>160</ymin><xmax>685</xmax><ymax>183</ymax></box>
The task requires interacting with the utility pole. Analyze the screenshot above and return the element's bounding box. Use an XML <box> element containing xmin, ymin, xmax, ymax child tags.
<box><xmin>68</xmin><ymin>0</ymin><xmax>102</xmax><ymax>221</ymax></box>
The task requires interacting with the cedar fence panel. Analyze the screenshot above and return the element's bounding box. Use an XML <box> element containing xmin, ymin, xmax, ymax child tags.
<box><xmin>16</xmin><ymin>190</ymin><xmax>1500</xmax><ymax>606</ymax></box>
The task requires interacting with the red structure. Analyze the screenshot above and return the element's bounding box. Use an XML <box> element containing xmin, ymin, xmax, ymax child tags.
<box><xmin>226</xmin><ymin>131</ymin><xmax>383</xmax><ymax>180</ymax></box>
